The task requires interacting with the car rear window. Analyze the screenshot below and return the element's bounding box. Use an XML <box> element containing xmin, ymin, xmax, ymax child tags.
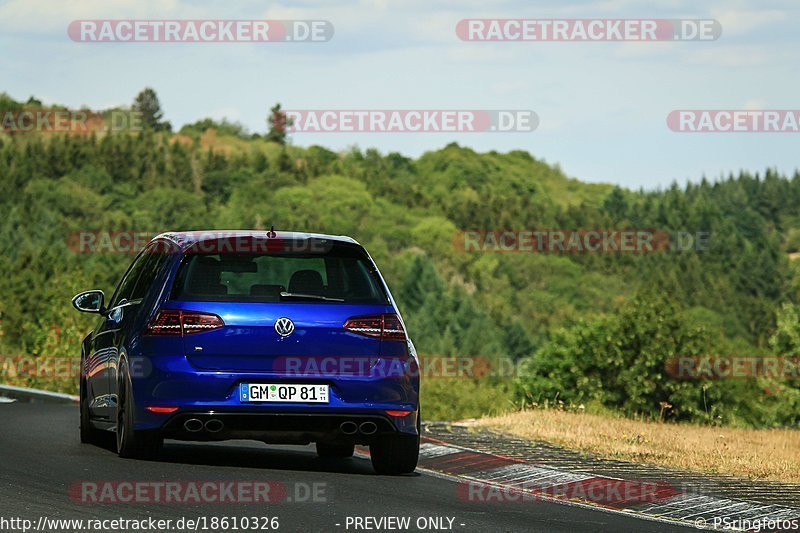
<box><xmin>170</xmin><ymin>242</ymin><xmax>389</xmax><ymax>304</ymax></box>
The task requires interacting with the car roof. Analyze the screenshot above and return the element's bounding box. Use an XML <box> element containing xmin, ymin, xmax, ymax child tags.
<box><xmin>152</xmin><ymin>230</ymin><xmax>359</xmax><ymax>252</ymax></box>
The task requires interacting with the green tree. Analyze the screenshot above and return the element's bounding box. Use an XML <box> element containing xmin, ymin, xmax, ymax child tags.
<box><xmin>516</xmin><ymin>293</ymin><xmax>717</xmax><ymax>422</ymax></box>
<box><xmin>266</xmin><ymin>103</ymin><xmax>293</xmax><ymax>144</ymax></box>
<box><xmin>602</xmin><ymin>186</ymin><xmax>628</xmax><ymax>222</ymax></box>
<box><xmin>132</xmin><ymin>88</ymin><xmax>170</xmax><ymax>131</ymax></box>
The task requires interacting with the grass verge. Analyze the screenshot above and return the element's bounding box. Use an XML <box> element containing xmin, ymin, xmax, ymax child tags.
<box><xmin>476</xmin><ymin>409</ymin><xmax>800</xmax><ymax>483</ymax></box>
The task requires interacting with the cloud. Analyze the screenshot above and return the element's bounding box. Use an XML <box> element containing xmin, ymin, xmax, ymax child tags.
<box><xmin>0</xmin><ymin>0</ymin><xmax>187</xmax><ymax>32</ymax></box>
<box><xmin>684</xmin><ymin>45</ymin><xmax>776</xmax><ymax>67</ymax></box>
<box><xmin>713</xmin><ymin>8</ymin><xmax>789</xmax><ymax>36</ymax></box>
<box><xmin>743</xmin><ymin>99</ymin><xmax>768</xmax><ymax>110</ymax></box>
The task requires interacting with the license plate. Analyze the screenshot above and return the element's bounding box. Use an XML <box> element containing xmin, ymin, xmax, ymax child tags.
<box><xmin>240</xmin><ymin>383</ymin><xmax>329</xmax><ymax>403</ymax></box>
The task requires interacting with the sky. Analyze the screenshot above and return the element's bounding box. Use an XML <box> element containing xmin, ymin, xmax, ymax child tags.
<box><xmin>0</xmin><ymin>0</ymin><xmax>797</xmax><ymax>190</ymax></box>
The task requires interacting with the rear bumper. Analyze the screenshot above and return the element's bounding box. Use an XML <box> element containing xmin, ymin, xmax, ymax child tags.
<box><xmin>159</xmin><ymin>410</ymin><xmax>417</xmax><ymax>444</ymax></box>
<box><xmin>127</xmin><ymin>353</ymin><xmax>420</xmax><ymax>438</ymax></box>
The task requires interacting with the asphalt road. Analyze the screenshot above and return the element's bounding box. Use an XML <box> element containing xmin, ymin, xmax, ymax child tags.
<box><xmin>0</xmin><ymin>401</ymin><xmax>690</xmax><ymax>532</ymax></box>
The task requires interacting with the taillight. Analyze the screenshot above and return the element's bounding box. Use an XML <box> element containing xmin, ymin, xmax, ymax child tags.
<box><xmin>145</xmin><ymin>310</ymin><xmax>224</xmax><ymax>336</ymax></box>
<box><xmin>182</xmin><ymin>311</ymin><xmax>225</xmax><ymax>334</ymax></box>
<box><xmin>146</xmin><ymin>309</ymin><xmax>182</xmax><ymax>335</ymax></box>
<box><xmin>381</xmin><ymin>314</ymin><xmax>406</xmax><ymax>341</ymax></box>
<box><xmin>343</xmin><ymin>314</ymin><xmax>407</xmax><ymax>341</ymax></box>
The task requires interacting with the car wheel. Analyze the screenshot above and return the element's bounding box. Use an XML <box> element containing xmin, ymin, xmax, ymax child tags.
<box><xmin>369</xmin><ymin>433</ymin><xmax>419</xmax><ymax>475</ymax></box>
<box><xmin>316</xmin><ymin>441</ymin><xmax>355</xmax><ymax>458</ymax></box>
<box><xmin>79</xmin><ymin>379</ymin><xmax>103</xmax><ymax>444</ymax></box>
<box><xmin>116</xmin><ymin>367</ymin><xmax>162</xmax><ymax>459</ymax></box>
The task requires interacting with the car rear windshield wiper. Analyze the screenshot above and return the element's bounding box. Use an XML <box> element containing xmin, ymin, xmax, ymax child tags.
<box><xmin>279</xmin><ymin>292</ymin><xmax>345</xmax><ymax>302</ymax></box>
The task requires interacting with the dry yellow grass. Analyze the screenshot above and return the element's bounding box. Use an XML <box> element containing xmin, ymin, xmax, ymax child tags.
<box><xmin>476</xmin><ymin>410</ymin><xmax>800</xmax><ymax>483</ymax></box>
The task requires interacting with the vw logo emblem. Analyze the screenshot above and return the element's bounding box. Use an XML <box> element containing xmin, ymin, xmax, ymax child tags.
<box><xmin>274</xmin><ymin>317</ymin><xmax>295</xmax><ymax>337</ymax></box>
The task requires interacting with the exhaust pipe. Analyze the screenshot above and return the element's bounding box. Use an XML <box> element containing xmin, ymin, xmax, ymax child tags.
<box><xmin>359</xmin><ymin>421</ymin><xmax>377</xmax><ymax>435</ymax></box>
<box><xmin>205</xmin><ymin>419</ymin><xmax>224</xmax><ymax>433</ymax></box>
<box><xmin>184</xmin><ymin>418</ymin><xmax>203</xmax><ymax>432</ymax></box>
<box><xmin>339</xmin><ymin>421</ymin><xmax>358</xmax><ymax>435</ymax></box>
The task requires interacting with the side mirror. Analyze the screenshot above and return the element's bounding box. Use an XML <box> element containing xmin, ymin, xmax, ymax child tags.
<box><xmin>72</xmin><ymin>290</ymin><xmax>106</xmax><ymax>315</ymax></box>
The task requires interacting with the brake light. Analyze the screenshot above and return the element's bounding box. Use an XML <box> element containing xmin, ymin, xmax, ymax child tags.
<box><xmin>343</xmin><ymin>314</ymin><xmax>406</xmax><ymax>341</ymax></box>
<box><xmin>145</xmin><ymin>310</ymin><xmax>224</xmax><ymax>336</ymax></box>
<box><xmin>182</xmin><ymin>311</ymin><xmax>225</xmax><ymax>334</ymax></box>
<box><xmin>381</xmin><ymin>314</ymin><xmax>406</xmax><ymax>341</ymax></box>
<box><xmin>146</xmin><ymin>309</ymin><xmax>182</xmax><ymax>335</ymax></box>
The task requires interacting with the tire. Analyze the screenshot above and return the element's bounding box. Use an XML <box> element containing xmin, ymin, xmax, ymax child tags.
<box><xmin>79</xmin><ymin>379</ymin><xmax>103</xmax><ymax>445</ymax></box>
<box><xmin>316</xmin><ymin>441</ymin><xmax>355</xmax><ymax>459</ymax></box>
<box><xmin>116</xmin><ymin>366</ymin><xmax>162</xmax><ymax>459</ymax></box>
<box><xmin>369</xmin><ymin>433</ymin><xmax>419</xmax><ymax>475</ymax></box>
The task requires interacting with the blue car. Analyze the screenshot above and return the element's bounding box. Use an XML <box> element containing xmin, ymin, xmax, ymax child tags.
<box><xmin>72</xmin><ymin>231</ymin><xmax>420</xmax><ymax>474</ymax></box>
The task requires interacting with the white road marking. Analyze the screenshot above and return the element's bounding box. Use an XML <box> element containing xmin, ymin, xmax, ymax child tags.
<box><xmin>468</xmin><ymin>463</ymin><xmax>595</xmax><ymax>489</ymax></box>
<box><xmin>418</xmin><ymin>442</ymin><xmax>461</xmax><ymax>458</ymax></box>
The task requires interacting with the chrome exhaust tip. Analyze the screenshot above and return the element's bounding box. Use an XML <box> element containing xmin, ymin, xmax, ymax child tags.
<box><xmin>205</xmin><ymin>419</ymin><xmax>224</xmax><ymax>433</ymax></box>
<box><xmin>359</xmin><ymin>421</ymin><xmax>377</xmax><ymax>435</ymax></box>
<box><xmin>184</xmin><ymin>418</ymin><xmax>203</xmax><ymax>432</ymax></box>
<box><xmin>339</xmin><ymin>421</ymin><xmax>358</xmax><ymax>435</ymax></box>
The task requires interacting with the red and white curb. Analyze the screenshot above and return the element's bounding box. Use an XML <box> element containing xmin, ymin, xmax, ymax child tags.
<box><xmin>360</xmin><ymin>437</ymin><xmax>800</xmax><ymax>531</ymax></box>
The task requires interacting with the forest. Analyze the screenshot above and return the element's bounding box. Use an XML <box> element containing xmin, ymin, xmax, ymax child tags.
<box><xmin>1</xmin><ymin>92</ymin><xmax>799</xmax><ymax>426</ymax></box>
